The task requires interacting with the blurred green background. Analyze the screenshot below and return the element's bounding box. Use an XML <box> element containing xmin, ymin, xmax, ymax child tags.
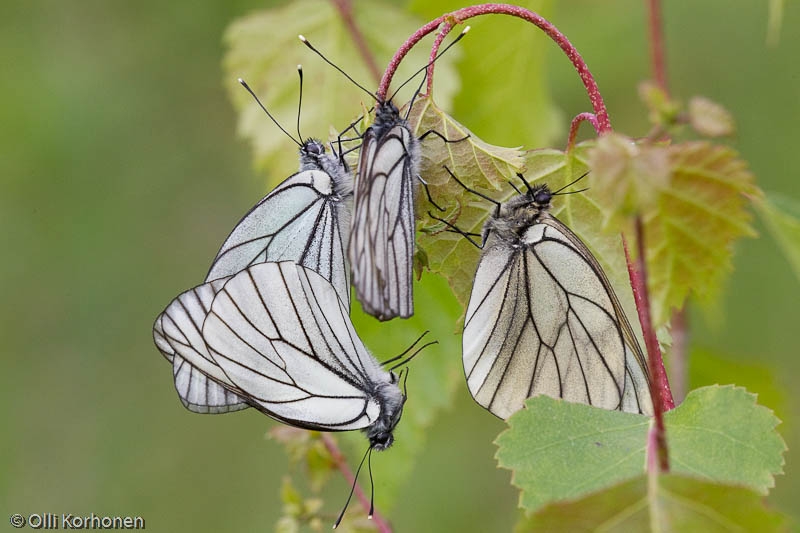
<box><xmin>2</xmin><ymin>0</ymin><xmax>798</xmax><ymax>531</ymax></box>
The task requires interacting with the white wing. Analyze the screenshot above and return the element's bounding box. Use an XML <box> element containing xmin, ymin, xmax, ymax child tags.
<box><xmin>463</xmin><ymin>218</ymin><xmax>652</xmax><ymax>419</ymax></box>
<box><xmin>208</xmin><ymin>169</ymin><xmax>352</xmax><ymax>305</ymax></box>
<box><xmin>202</xmin><ymin>262</ymin><xmax>389</xmax><ymax>430</ymax></box>
<box><xmin>154</xmin><ymin>167</ymin><xmax>352</xmax><ymax>413</ymax></box>
<box><xmin>350</xmin><ymin>122</ymin><xmax>416</xmax><ymax>320</ymax></box>
<box><xmin>153</xmin><ymin>280</ymin><xmax>250</xmax><ymax>413</ymax></box>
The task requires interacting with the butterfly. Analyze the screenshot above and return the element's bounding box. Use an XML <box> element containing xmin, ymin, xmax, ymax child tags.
<box><xmin>202</xmin><ymin>260</ymin><xmax>406</xmax><ymax>445</ymax></box>
<box><xmin>300</xmin><ymin>29</ymin><xmax>470</xmax><ymax>322</ymax></box>
<box><xmin>433</xmin><ymin>169</ymin><xmax>653</xmax><ymax>419</ymax></box>
<box><xmin>153</xmin><ymin>77</ymin><xmax>355</xmax><ymax>413</ymax></box>
<box><xmin>349</xmin><ymin>99</ymin><xmax>419</xmax><ymax>320</ymax></box>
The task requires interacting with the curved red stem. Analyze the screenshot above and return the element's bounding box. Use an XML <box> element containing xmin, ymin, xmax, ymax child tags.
<box><xmin>377</xmin><ymin>3</ymin><xmax>611</xmax><ymax>132</ymax></box>
<box><xmin>567</xmin><ymin>112</ymin><xmax>600</xmax><ymax>151</ymax></box>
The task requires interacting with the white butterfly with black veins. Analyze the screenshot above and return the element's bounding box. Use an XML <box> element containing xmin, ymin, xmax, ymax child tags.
<box><xmin>299</xmin><ymin>29</ymin><xmax>470</xmax><ymax>321</ymax></box>
<box><xmin>202</xmin><ymin>260</ymin><xmax>405</xmax><ymax>447</ymax></box>
<box><xmin>350</xmin><ymin>99</ymin><xmax>419</xmax><ymax>320</ymax></box>
<box><xmin>153</xmin><ymin>133</ymin><xmax>353</xmax><ymax>414</ymax></box>
<box><xmin>437</xmin><ymin>170</ymin><xmax>653</xmax><ymax>419</ymax></box>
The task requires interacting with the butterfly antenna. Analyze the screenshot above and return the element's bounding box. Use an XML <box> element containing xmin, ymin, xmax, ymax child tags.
<box><xmin>299</xmin><ymin>35</ymin><xmax>377</xmax><ymax>102</ymax></box>
<box><xmin>367</xmin><ymin>448</ymin><xmax>375</xmax><ymax>519</ymax></box>
<box><xmin>508</xmin><ymin>181</ymin><xmax>522</xmax><ymax>194</ymax></box>
<box><xmin>333</xmin><ymin>446</ymin><xmax>371</xmax><ymax>529</ymax></box>
<box><xmin>401</xmin><ymin>367</ymin><xmax>410</xmax><ymax>399</ymax></box>
<box><xmin>381</xmin><ymin>330</ymin><xmax>430</xmax><ymax>366</ymax></box>
<box><xmin>552</xmin><ymin>171</ymin><xmax>591</xmax><ymax>195</ymax></box>
<box><xmin>388</xmin><ymin>26</ymin><xmax>471</xmax><ymax>103</ymax></box>
<box><xmin>389</xmin><ymin>340</ymin><xmax>438</xmax><ymax>372</ymax></box>
<box><xmin>296</xmin><ymin>65</ymin><xmax>304</xmax><ymax>142</ymax></box>
<box><xmin>238</xmin><ymin>78</ymin><xmax>301</xmax><ymax>148</ymax></box>
<box><xmin>516</xmin><ymin>173</ymin><xmax>535</xmax><ymax>195</ymax></box>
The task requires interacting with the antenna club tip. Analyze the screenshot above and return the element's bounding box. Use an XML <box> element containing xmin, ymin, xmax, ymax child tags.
<box><xmin>297</xmin><ymin>64</ymin><xmax>302</xmax><ymax>71</ymax></box>
<box><xmin>463</xmin><ymin>25</ymin><xmax>471</xmax><ymax>34</ymax></box>
<box><xmin>298</xmin><ymin>34</ymin><xmax>307</xmax><ymax>43</ymax></box>
<box><xmin>237</xmin><ymin>77</ymin><xmax>245</xmax><ymax>84</ymax></box>
<box><xmin>368</xmin><ymin>515</ymin><xmax>373</xmax><ymax>520</ymax></box>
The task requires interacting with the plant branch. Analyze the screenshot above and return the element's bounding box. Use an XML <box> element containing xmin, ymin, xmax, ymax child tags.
<box><xmin>566</xmin><ymin>112</ymin><xmax>600</xmax><ymax>151</ymax></box>
<box><xmin>331</xmin><ymin>0</ymin><xmax>382</xmax><ymax>84</ymax></box>
<box><xmin>378</xmin><ymin>3</ymin><xmax>611</xmax><ymax>132</ymax></box>
<box><xmin>647</xmin><ymin>0</ymin><xmax>669</xmax><ymax>94</ymax></box>
<box><xmin>426</xmin><ymin>21</ymin><xmax>454</xmax><ymax>95</ymax></box>
<box><xmin>321</xmin><ymin>435</ymin><xmax>391</xmax><ymax>532</ymax></box>
<box><xmin>622</xmin><ymin>218</ymin><xmax>673</xmax><ymax>473</ymax></box>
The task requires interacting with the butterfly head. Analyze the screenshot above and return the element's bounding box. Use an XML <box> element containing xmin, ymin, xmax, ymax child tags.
<box><xmin>375</xmin><ymin>100</ymin><xmax>400</xmax><ymax>123</ymax></box>
<box><xmin>528</xmin><ymin>184</ymin><xmax>553</xmax><ymax>208</ymax></box>
<box><xmin>366</xmin><ymin>374</ymin><xmax>405</xmax><ymax>451</ymax></box>
<box><xmin>298</xmin><ymin>138</ymin><xmax>352</xmax><ymax>185</ymax></box>
<box><xmin>492</xmin><ymin>183</ymin><xmax>553</xmax><ymax>237</ymax></box>
<box><xmin>370</xmin><ymin>100</ymin><xmax>405</xmax><ymax>140</ymax></box>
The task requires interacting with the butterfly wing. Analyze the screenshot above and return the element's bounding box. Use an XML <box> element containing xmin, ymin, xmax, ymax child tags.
<box><xmin>463</xmin><ymin>216</ymin><xmax>652</xmax><ymax>419</ymax></box>
<box><xmin>208</xmin><ymin>169</ymin><xmax>352</xmax><ymax>305</ymax></box>
<box><xmin>350</xmin><ymin>122</ymin><xmax>416</xmax><ymax>320</ymax></box>
<box><xmin>153</xmin><ymin>279</ymin><xmax>250</xmax><ymax>413</ymax></box>
<box><xmin>154</xmin><ymin>168</ymin><xmax>352</xmax><ymax>413</ymax></box>
<box><xmin>202</xmin><ymin>262</ymin><xmax>388</xmax><ymax>430</ymax></box>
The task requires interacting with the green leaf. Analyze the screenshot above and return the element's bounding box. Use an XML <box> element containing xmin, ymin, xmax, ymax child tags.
<box><xmin>645</xmin><ymin>142</ymin><xmax>761</xmax><ymax>326</ymax></box>
<box><xmin>223</xmin><ymin>0</ymin><xmax>459</xmax><ymax>182</ymax></box>
<box><xmin>590</xmin><ymin>139</ymin><xmax>761</xmax><ymax>327</ymax></box>
<box><xmin>408</xmin><ymin>96</ymin><xmax>525</xmax><ymax>309</ymax></box>
<box><xmin>495</xmin><ymin>395</ymin><xmax>650</xmax><ymax>514</ymax></box>
<box><xmin>753</xmin><ymin>192</ymin><xmax>800</xmax><ymax>283</ymax></box>
<box><xmin>518</xmin><ymin>474</ymin><xmax>788</xmax><ymax>533</ymax></box>
<box><xmin>495</xmin><ymin>386</ymin><xmax>785</xmax><ymax>514</ymax></box>
<box><xmin>665</xmin><ymin>385</ymin><xmax>785</xmax><ymax>494</ymax></box>
<box><xmin>589</xmin><ymin>132</ymin><xmax>671</xmax><ymax>224</ymax></box>
<box><xmin>409</xmin><ymin>0</ymin><xmax>561</xmax><ymax>148</ymax></box>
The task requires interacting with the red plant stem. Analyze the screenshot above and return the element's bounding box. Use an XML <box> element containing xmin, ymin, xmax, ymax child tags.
<box><xmin>426</xmin><ymin>21</ymin><xmax>453</xmax><ymax>95</ymax></box>
<box><xmin>321</xmin><ymin>435</ymin><xmax>391</xmax><ymax>532</ymax></box>
<box><xmin>566</xmin><ymin>112</ymin><xmax>600</xmax><ymax>151</ymax></box>
<box><xmin>647</xmin><ymin>0</ymin><xmax>669</xmax><ymax>94</ymax></box>
<box><xmin>623</xmin><ymin>218</ymin><xmax>673</xmax><ymax>472</ymax></box>
<box><xmin>331</xmin><ymin>0</ymin><xmax>382</xmax><ymax>84</ymax></box>
<box><xmin>377</xmin><ymin>4</ymin><xmax>611</xmax><ymax>132</ymax></box>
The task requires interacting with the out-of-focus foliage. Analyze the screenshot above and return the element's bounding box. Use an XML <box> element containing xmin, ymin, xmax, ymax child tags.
<box><xmin>223</xmin><ymin>0</ymin><xmax>460</xmax><ymax>178</ymax></box>
<box><xmin>754</xmin><ymin>193</ymin><xmax>800</xmax><ymax>282</ymax></box>
<box><xmin>409</xmin><ymin>0</ymin><xmax>562</xmax><ymax>148</ymax></box>
<box><xmin>588</xmin><ymin>136</ymin><xmax>761</xmax><ymax>328</ymax></box>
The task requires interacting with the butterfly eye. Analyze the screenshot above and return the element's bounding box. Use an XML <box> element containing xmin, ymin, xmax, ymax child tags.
<box><xmin>306</xmin><ymin>140</ymin><xmax>324</xmax><ymax>156</ymax></box>
<box><xmin>534</xmin><ymin>189</ymin><xmax>551</xmax><ymax>205</ymax></box>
